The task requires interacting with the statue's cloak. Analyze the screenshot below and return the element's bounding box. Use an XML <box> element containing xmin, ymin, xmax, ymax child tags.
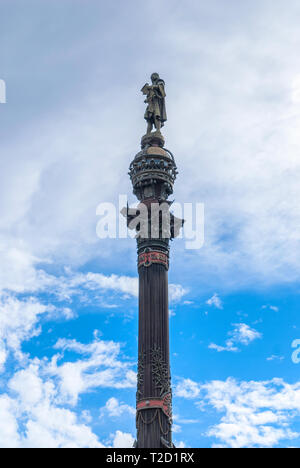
<box><xmin>144</xmin><ymin>79</ymin><xmax>167</xmax><ymax>127</ymax></box>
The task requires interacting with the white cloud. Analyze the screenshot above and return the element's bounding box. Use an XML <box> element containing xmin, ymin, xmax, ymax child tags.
<box><xmin>0</xmin><ymin>295</ymin><xmax>49</xmax><ymax>369</ymax></box>
<box><xmin>0</xmin><ymin>1</ymin><xmax>300</xmax><ymax>307</ymax></box>
<box><xmin>175</xmin><ymin>441</ymin><xmax>186</xmax><ymax>448</ymax></box>
<box><xmin>0</xmin><ymin>344</ymin><xmax>7</xmax><ymax>373</ymax></box>
<box><xmin>263</xmin><ymin>305</ymin><xmax>279</xmax><ymax>312</ymax></box>
<box><xmin>100</xmin><ymin>397</ymin><xmax>135</xmax><ymax>418</ymax></box>
<box><xmin>174</xmin><ymin>378</ymin><xmax>200</xmax><ymax>399</ymax></box>
<box><xmin>0</xmin><ymin>293</ymin><xmax>79</xmax><ymax>372</ymax></box>
<box><xmin>209</xmin><ymin>323</ymin><xmax>262</xmax><ymax>352</ymax></box>
<box><xmin>65</xmin><ymin>272</ymin><xmax>139</xmax><ymax>299</ymax></box>
<box><xmin>174</xmin><ymin>414</ymin><xmax>200</xmax><ymax>425</ymax></box>
<box><xmin>267</xmin><ymin>355</ymin><xmax>284</xmax><ymax>362</ymax></box>
<box><xmin>169</xmin><ymin>284</ymin><xmax>188</xmax><ymax>302</ymax></box>
<box><xmin>0</xmin><ymin>259</ymin><xmax>186</xmax><ymax>309</ymax></box>
<box><xmin>60</xmin><ymin>273</ymin><xmax>186</xmax><ymax>304</ymax></box>
<box><xmin>0</xmin><ymin>333</ymin><xmax>139</xmax><ymax>448</ymax></box>
<box><xmin>231</xmin><ymin>323</ymin><xmax>262</xmax><ymax>346</ymax></box>
<box><xmin>155</xmin><ymin>1</ymin><xmax>300</xmax><ymax>290</ymax></box>
<box><xmin>176</xmin><ymin>376</ymin><xmax>300</xmax><ymax>447</ymax></box>
<box><xmin>111</xmin><ymin>430</ymin><xmax>135</xmax><ymax>448</ymax></box>
<box><xmin>202</xmin><ymin>378</ymin><xmax>300</xmax><ymax>448</ymax></box>
<box><xmin>49</xmin><ymin>337</ymin><xmax>136</xmax><ymax>406</ymax></box>
<box><xmin>0</xmin><ymin>396</ymin><xmax>21</xmax><ymax>448</ymax></box>
<box><xmin>81</xmin><ymin>410</ymin><xmax>92</xmax><ymax>424</ymax></box>
<box><xmin>208</xmin><ymin>342</ymin><xmax>239</xmax><ymax>353</ymax></box>
<box><xmin>172</xmin><ymin>424</ymin><xmax>182</xmax><ymax>434</ymax></box>
<box><xmin>206</xmin><ymin>293</ymin><xmax>223</xmax><ymax>310</ymax></box>
<box><xmin>0</xmin><ymin>364</ymin><xmax>104</xmax><ymax>448</ymax></box>
<box><xmin>0</xmin><ymin>247</ymin><xmax>46</xmax><ymax>294</ymax></box>
<box><xmin>291</xmin><ymin>74</ymin><xmax>300</xmax><ymax>103</ymax></box>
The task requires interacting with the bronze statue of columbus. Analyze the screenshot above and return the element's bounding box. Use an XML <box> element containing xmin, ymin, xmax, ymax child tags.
<box><xmin>141</xmin><ymin>73</ymin><xmax>167</xmax><ymax>134</ymax></box>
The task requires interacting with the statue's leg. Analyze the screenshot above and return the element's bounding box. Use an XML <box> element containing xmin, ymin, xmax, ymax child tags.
<box><xmin>147</xmin><ymin>121</ymin><xmax>153</xmax><ymax>134</ymax></box>
<box><xmin>155</xmin><ymin>117</ymin><xmax>161</xmax><ymax>132</ymax></box>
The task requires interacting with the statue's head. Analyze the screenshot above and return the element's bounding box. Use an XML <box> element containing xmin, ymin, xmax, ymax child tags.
<box><xmin>151</xmin><ymin>73</ymin><xmax>160</xmax><ymax>83</ymax></box>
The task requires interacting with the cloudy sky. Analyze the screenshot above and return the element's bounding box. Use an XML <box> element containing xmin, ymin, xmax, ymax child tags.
<box><xmin>1</xmin><ymin>0</ymin><xmax>300</xmax><ymax>448</ymax></box>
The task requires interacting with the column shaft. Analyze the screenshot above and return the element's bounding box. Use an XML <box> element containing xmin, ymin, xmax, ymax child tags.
<box><xmin>136</xmin><ymin>264</ymin><xmax>172</xmax><ymax>448</ymax></box>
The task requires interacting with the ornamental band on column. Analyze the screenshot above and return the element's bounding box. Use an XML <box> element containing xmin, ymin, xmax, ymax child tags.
<box><xmin>125</xmin><ymin>73</ymin><xmax>184</xmax><ymax>448</ymax></box>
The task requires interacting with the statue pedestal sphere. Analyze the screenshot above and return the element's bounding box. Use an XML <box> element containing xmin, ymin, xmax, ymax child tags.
<box><xmin>141</xmin><ymin>131</ymin><xmax>165</xmax><ymax>149</ymax></box>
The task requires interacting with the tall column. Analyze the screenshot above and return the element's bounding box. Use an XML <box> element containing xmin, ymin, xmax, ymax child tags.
<box><xmin>128</xmin><ymin>129</ymin><xmax>182</xmax><ymax>449</ymax></box>
<box><xmin>137</xmin><ymin>262</ymin><xmax>171</xmax><ymax>448</ymax></box>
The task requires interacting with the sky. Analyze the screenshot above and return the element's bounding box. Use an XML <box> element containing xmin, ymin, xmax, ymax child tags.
<box><xmin>1</xmin><ymin>0</ymin><xmax>300</xmax><ymax>448</ymax></box>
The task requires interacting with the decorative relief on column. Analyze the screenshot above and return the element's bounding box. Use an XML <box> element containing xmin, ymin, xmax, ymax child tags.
<box><xmin>151</xmin><ymin>345</ymin><xmax>172</xmax><ymax>425</ymax></box>
<box><xmin>137</xmin><ymin>351</ymin><xmax>145</xmax><ymax>398</ymax></box>
<box><xmin>151</xmin><ymin>345</ymin><xmax>170</xmax><ymax>396</ymax></box>
<box><xmin>138</xmin><ymin>250</ymin><xmax>169</xmax><ymax>270</ymax></box>
<box><xmin>136</xmin><ymin>394</ymin><xmax>172</xmax><ymax>424</ymax></box>
<box><xmin>136</xmin><ymin>346</ymin><xmax>173</xmax><ymax>427</ymax></box>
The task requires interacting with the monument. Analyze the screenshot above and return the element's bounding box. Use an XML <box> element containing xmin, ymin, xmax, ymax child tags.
<box><xmin>126</xmin><ymin>74</ymin><xmax>183</xmax><ymax>448</ymax></box>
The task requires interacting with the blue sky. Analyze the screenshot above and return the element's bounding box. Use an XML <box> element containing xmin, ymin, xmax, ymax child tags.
<box><xmin>1</xmin><ymin>0</ymin><xmax>300</xmax><ymax>448</ymax></box>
